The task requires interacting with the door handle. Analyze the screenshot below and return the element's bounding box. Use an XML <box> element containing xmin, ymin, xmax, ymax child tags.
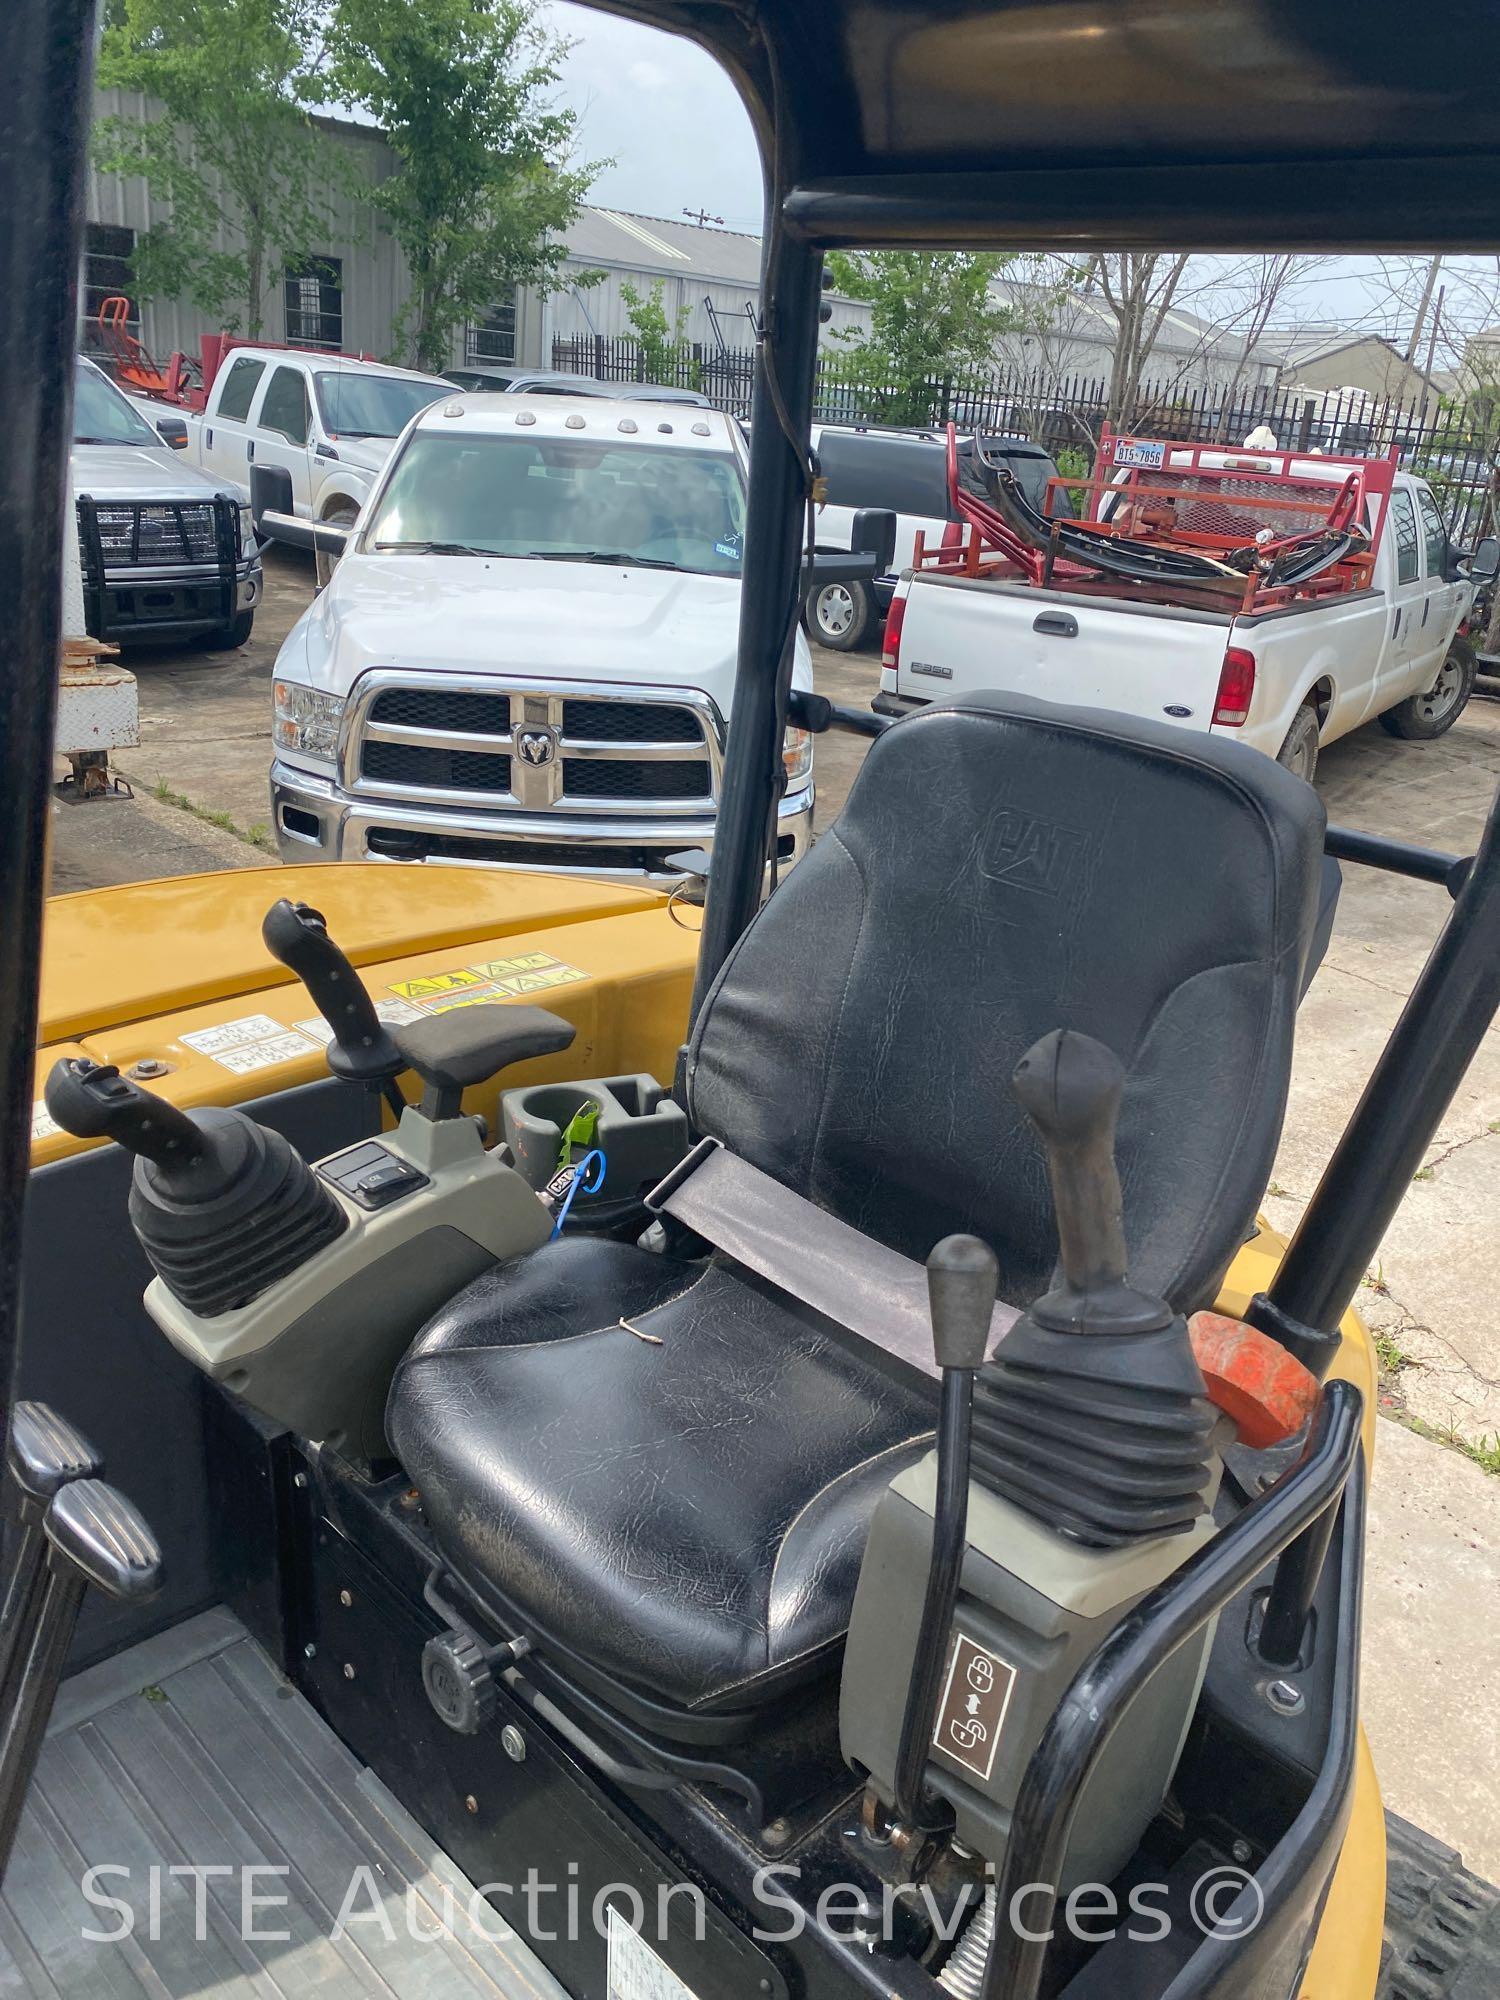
<box><xmin>1033</xmin><ymin>610</ymin><xmax>1079</xmax><ymax>637</ymax></box>
<box><xmin>247</xmin><ymin>441</ymin><xmax>255</xmax><ymax>462</ymax></box>
<box><xmin>204</xmin><ymin>429</ymin><xmax>213</xmax><ymax>450</ymax></box>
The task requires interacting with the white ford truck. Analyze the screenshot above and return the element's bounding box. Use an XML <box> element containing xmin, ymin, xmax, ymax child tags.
<box><xmin>878</xmin><ymin>432</ymin><xmax>1492</xmax><ymax>782</ymax></box>
<box><xmin>265</xmin><ymin>394</ymin><xmax>815</xmax><ymax>878</ymax></box>
<box><xmin>177</xmin><ymin>346</ymin><xmax>450</xmax><ymax>569</ymax></box>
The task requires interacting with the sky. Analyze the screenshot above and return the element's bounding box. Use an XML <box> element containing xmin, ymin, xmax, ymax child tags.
<box><xmin>547</xmin><ymin>3</ymin><xmax>1499</xmax><ymax>368</ymax></box>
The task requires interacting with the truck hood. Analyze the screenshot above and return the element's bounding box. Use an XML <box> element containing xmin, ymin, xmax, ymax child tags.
<box><xmin>324</xmin><ymin>436</ymin><xmax>396</xmax><ymax>475</ymax></box>
<box><xmin>285</xmin><ymin>551</ymin><xmax>814</xmax><ymax>700</ymax></box>
<box><xmin>70</xmin><ymin>442</ymin><xmax>245</xmax><ymax>505</ymax></box>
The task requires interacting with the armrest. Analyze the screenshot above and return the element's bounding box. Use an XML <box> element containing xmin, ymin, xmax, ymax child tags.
<box><xmin>395</xmin><ymin>1005</ymin><xmax>576</xmax><ymax>1121</ymax></box>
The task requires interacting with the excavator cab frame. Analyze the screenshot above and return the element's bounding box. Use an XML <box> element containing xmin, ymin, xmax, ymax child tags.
<box><xmin>3</xmin><ymin>5</ymin><xmax>1500</xmax><ymax>1998</ymax></box>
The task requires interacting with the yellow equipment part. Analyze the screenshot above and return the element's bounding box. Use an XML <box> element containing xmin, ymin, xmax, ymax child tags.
<box><xmin>30</xmin><ymin>862</ymin><xmax>1386</xmax><ymax>1988</ymax></box>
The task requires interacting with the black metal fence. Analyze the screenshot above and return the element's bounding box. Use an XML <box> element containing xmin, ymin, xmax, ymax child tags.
<box><xmin>553</xmin><ymin>333</ymin><xmax>1500</xmax><ymax>543</ymax></box>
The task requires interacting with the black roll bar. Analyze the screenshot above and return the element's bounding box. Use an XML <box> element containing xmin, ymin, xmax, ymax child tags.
<box><xmin>0</xmin><ymin>0</ymin><xmax>99</xmax><ymax>1401</ymax></box>
<box><xmin>690</xmin><ymin>229</ymin><xmax>825</xmax><ymax>1016</ymax></box>
<box><xmin>981</xmin><ymin>1379</ymin><xmax>1365</xmax><ymax>2000</ymax></box>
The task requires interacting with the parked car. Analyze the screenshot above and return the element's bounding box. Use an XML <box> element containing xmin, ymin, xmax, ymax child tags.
<box><xmin>444</xmin><ymin>366</ymin><xmax>713</xmax><ymax>406</ymax></box>
<box><xmin>177</xmin><ymin>347</ymin><xmax>450</xmax><ymax>579</ymax></box>
<box><xmin>70</xmin><ymin>357</ymin><xmax>262</xmax><ymax>649</ymax></box>
<box><xmin>879</xmin><ymin>436</ymin><xmax>1493</xmax><ymax>781</ymax></box>
<box><xmin>266</xmin><ymin>394</ymin><xmax>814</xmax><ymax>878</ymax></box>
<box><xmin>804</xmin><ymin>423</ymin><xmax>1062</xmax><ymax>650</ymax></box>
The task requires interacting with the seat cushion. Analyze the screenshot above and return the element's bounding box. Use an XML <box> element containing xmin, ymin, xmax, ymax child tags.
<box><xmin>388</xmin><ymin>1236</ymin><xmax>935</xmax><ymax>1714</ymax></box>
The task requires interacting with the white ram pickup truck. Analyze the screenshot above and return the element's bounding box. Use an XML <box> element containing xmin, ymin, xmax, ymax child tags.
<box><xmin>266</xmin><ymin>394</ymin><xmax>815</xmax><ymax>879</ymax></box>
<box><xmin>178</xmin><ymin>347</ymin><xmax>450</xmax><ymax>564</ymax></box>
<box><xmin>879</xmin><ymin>437</ymin><xmax>1490</xmax><ymax>782</ymax></box>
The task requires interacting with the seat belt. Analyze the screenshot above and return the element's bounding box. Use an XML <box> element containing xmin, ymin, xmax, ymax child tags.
<box><xmin>647</xmin><ymin>1138</ymin><xmax>1018</xmax><ymax>1381</ymax></box>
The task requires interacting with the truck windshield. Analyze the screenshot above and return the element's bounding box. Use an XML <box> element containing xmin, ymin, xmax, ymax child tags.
<box><xmin>72</xmin><ymin>363</ymin><xmax>160</xmax><ymax>448</ymax></box>
<box><xmin>313</xmin><ymin>371</ymin><xmax>447</xmax><ymax>439</ymax></box>
<box><xmin>366</xmin><ymin>433</ymin><xmax>746</xmax><ymax>576</ymax></box>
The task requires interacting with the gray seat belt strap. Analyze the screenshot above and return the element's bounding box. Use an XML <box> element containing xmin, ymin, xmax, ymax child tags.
<box><xmin>647</xmin><ymin>1138</ymin><xmax>1018</xmax><ymax>1381</ymax></box>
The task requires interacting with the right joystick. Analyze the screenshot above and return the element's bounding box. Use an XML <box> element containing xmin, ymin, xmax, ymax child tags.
<box><xmin>976</xmin><ymin>1028</ymin><xmax>1215</xmax><ymax>1549</ymax></box>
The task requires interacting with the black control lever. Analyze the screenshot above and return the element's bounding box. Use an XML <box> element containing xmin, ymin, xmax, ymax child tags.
<box><xmin>43</xmin><ymin>1059</ymin><xmax>208</xmax><ymax>1170</ymax></box>
<box><xmin>0</xmin><ymin>1477</ymin><xmax>162</xmax><ymax>1880</ymax></box>
<box><xmin>262</xmin><ymin>899</ymin><xmax>406</xmax><ymax>1114</ymax></box>
<box><xmin>891</xmin><ymin>1233</ymin><xmax>998</xmax><ymax>1830</ymax></box>
<box><xmin>1011</xmin><ymin>1027</ymin><xmax>1169</xmax><ymax>1337</ymax></box>
<box><xmin>0</xmin><ymin>1406</ymin><xmax>101</xmax><ymax>1714</ymax></box>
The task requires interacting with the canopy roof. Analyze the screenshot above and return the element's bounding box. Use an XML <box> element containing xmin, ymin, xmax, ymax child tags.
<box><xmin>598</xmin><ymin>0</ymin><xmax>1500</xmax><ymax>250</ymax></box>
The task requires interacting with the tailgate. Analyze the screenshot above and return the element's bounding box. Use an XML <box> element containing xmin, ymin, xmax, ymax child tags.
<box><xmin>898</xmin><ymin>575</ymin><xmax>1232</xmax><ymax>734</ymax></box>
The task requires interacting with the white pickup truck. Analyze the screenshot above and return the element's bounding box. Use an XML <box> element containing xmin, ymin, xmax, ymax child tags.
<box><xmin>265</xmin><ymin>393</ymin><xmax>816</xmax><ymax>879</ymax></box>
<box><xmin>879</xmin><ymin>436</ymin><xmax>1491</xmax><ymax>781</ymax></box>
<box><xmin>177</xmin><ymin>346</ymin><xmax>450</xmax><ymax>569</ymax></box>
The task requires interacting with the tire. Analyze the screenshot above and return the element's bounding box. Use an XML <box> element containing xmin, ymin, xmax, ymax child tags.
<box><xmin>1378</xmin><ymin>636</ymin><xmax>1477</xmax><ymax>742</ymax></box>
<box><xmin>1276</xmin><ymin>703</ymin><xmax>1321</xmax><ymax>784</ymax></box>
<box><xmin>316</xmin><ymin>502</ymin><xmax>359</xmax><ymax>588</ymax></box>
<box><xmin>203</xmin><ymin>608</ymin><xmax>254</xmax><ymax>651</ymax></box>
<box><xmin>807</xmin><ymin>577</ymin><xmax>875</xmax><ymax>651</ymax></box>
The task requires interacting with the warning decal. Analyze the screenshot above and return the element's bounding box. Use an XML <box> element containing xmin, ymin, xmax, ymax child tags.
<box><xmin>387</xmin><ymin>953</ymin><xmax>588</xmax><ymax>1013</ymax></box>
<box><xmin>180</xmin><ymin>1014</ymin><xmax>323</xmax><ymax>1076</ymax></box>
<box><xmin>932</xmin><ymin>1631</ymin><xmax>1017</xmax><ymax>1784</ymax></box>
<box><xmin>31</xmin><ymin>1102</ymin><xmax>60</xmax><ymax>1143</ymax></box>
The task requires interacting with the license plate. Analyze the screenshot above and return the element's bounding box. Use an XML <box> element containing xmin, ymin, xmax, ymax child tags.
<box><xmin>607</xmin><ymin>1906</ymin><xmax>702</xmax><ymax>2000</ymax></box>
<box><xmin>1113</xmin><ymin>439</ymin><xmax>1166</xmax><ymax>469</ymax></box>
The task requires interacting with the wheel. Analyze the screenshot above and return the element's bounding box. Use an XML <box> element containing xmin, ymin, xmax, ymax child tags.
<box><xmin>1378</xmin><ymin>637</ymin><xmax>1477</xmax><ymax>741</ymax></box>
<box><xmin>203</xmin><ymin>608</ymin><xmax>254</xmax><ymax>651</ymax></box>
<box><xmin>1276</xmin><ymin>703</ymin><xmax>1320</xmax><ymax>783</ymax></box>
<box><xmin>807</xmin><ymin>576</ymin><xmax>875</xmax><ymax>651</ymax></box>
<box><xmin>316</xmin><ymin>502</ymin><xmax>359</xmax><ymax>588</ymax></box>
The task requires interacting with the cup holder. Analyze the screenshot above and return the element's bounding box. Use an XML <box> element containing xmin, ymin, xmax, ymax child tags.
<box><xmin>501</xmin><ymin>1073</ymin><xmax>689</xmax><ymax>1205</ymax></box>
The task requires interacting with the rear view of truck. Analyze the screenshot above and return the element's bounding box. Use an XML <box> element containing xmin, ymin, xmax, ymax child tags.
<box><xmin>877</xmin><ymin>428</ymin><xmax>1473</xmax><ymax>777</ymax></box>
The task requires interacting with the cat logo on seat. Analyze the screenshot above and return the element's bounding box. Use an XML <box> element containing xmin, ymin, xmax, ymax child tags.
<box><xmin>980</xmin><ymin>805</ymin><xmax>1091</xmax><ymax>897</ymax></box>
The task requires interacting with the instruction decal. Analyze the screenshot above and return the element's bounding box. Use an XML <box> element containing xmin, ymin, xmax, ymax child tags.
<box><xmin>31</xmin><ymin>1101</ymin><xmax>60</xmax><ymax>1144</ymax></box>
<box><xmin>295</xmin><ymin>996</ymin><xmax>424</xmax><ymax>1046</ymax></box>
<box><xmin>932</xmin><ymin>1631</ymin><xmax>1017</xmax><ymax>1784</ymax></box>
<box><xmin>387</xmin><ymin>953</ymin><xmax>588</xmax><ymax>1014</ymax></box>
<box><xmin>180</xmin><ymin>1013</ymin><xmax>323</xmax><ymax>1076</ymax></box>
<box><xmin>606</xmin><ymin>1906</ymin><xmax>701</xmax><ymax>2000</ymax></box>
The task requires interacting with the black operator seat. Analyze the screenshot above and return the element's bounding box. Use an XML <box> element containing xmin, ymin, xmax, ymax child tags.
<box><xmin>388</xmin><ymin>693</ymin><xmax>1330</xmax><ymax>1736</ymax></box>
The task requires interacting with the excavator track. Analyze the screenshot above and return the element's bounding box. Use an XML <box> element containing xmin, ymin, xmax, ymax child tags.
<box><xmin>1379</xmin><ymin>1813</ymin><xmax>1500</xmax><ymax>1998</ymax></box>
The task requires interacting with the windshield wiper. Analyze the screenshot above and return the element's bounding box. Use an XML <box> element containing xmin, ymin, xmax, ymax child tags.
<box><xmin>74</xmin><ymin>435</ymin><xmax>137</xmax><ymax>445</ymax></box>
<box><xmin>373</xmin><ymin>539</ymin><xmax>500</xmax><ymax>556</ymax></box>
<box><xmin>527</xmin><ymin>550</ymin><xmax>680</xmax><ymax>570</ymax></box>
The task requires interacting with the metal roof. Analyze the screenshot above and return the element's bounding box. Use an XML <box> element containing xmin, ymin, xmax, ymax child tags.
<box><xmin>563</xmin><ymin>206</ymin><xmax>765</xmax><ymax>285</ymax></box>
<box><xmin>596</xmin><ymin>1</ymin><xmax>1500</xmax><ymax>250</ymax></box>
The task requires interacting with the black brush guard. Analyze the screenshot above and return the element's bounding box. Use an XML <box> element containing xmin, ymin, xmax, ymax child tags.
<box><xmin>74</xmin><ymin>491</ymin><xmax>239</xmax><ymax>640</ymax></box>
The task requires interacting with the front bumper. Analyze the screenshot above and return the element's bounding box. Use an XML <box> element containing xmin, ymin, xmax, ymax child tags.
<box><xmin>92</xmin><ymin>558</ymin><xmax>261</xmax><ymax>643</ymax></box>
<box><xmin>271</xmin><ymin>759</ymin><xmax>815</xmax><ymax>883</ymax></box>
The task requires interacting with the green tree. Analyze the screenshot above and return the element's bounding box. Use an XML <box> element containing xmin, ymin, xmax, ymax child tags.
<box><xmin>93</xmin><ymin>0</ymin><xmax>338</xmax><ymax>339</ymax></box>
<box><xmin>620</xmin><ymin>279</ymin><xmax>697</xmax><ymax>386</ymax></box>
<box><xmin>326</xmin><ymin>0</ymin><xmax>600</xmax><ymax>374</ymax></box>
<box><xmin>823</xmin><ymin>251</ymin><xmax>1019</xmax><ymax>426</ymax></box>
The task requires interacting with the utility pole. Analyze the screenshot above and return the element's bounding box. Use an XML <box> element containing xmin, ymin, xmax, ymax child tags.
<box><xmin>1422</xmin><ymin>283</ymin><xmax>1445</xmax><ymax>396</ymax></box>
<box><xmin>1404</xmin><ymin>255</ymin><xmax>1443</xmax><ymax>364</ymax></box>
<box><xmin>682</xmin><ymin>206</ymin><xmax>724</xmax><ymax>229</ymax></box>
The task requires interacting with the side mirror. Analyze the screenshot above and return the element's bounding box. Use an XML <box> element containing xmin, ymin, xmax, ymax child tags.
<box><xmin>155</xmin><ymin>415</ymin><xmax>188</xmax><ymax>451</ymax></box>
<box><xmin>251</xmin><ymin>463</ymin><xmax>352</xmax><ymax>565</ymax></box>
<box><xmin>801</xmin><ymin>550</ymin><xmax>880</xmax><ymax>590</ymax></box>
<box><xmin>852</xmin><ymin>507</ymin><xmax>898</xmax><ymax>576</ymax></box>
<box><xmin>1470</xmin><ymin>537</ymin><xmax>1500</xmax><ymax>584</ymax></box>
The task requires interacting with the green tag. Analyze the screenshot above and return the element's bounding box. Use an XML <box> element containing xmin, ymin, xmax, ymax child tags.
<box><xmin>558</xmin><ymin>1099</ymin><xmax>600</xmax><ymax>1169</ymax></box>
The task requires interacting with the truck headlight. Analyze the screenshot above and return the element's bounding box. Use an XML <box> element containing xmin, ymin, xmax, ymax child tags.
<box><xmin>238</xmin><ymin>504</ymin><xmax>256</xmax><ymax>555</ymax></box>
<box><xmin>782</xmin><ymin>726</ymin><xmax>813</xmax><ymax>786</ymax></box>
<box><xmin>273</xmin><ymin>682</ymin><xmax>344</xmax><ymax>763</ymax></box>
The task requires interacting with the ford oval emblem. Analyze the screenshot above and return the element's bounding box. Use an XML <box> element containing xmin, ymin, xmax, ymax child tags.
<box><xmin>1163</xmin><ymin>704</ymin><xmax>1193</xmax><ymax>719</ymax></box>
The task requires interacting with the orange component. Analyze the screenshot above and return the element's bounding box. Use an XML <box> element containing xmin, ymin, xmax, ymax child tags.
<box><xmin>1188</xmin><ymin>1310</ymin><xmax>1320</xmax><ymax>1449</ymax></box>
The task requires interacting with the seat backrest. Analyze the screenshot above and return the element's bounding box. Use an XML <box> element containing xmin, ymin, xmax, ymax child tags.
<box><xmin>686</xmin><ymin>692</ymin><xmax>1327</xmax><ymax>1312</ymax></box>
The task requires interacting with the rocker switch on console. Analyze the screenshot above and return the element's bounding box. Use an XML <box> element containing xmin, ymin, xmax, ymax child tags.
<box><xmin>319</xmin><ymin>1143</ymin><xmax>430</xmax><ymax>1211</ymax></box>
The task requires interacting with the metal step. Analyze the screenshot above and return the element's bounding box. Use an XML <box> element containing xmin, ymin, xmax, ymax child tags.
<box><xmin>0</xmin><ymin>1609</ymin><xmax>566</xmax><ymax>1999</ymax></box>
